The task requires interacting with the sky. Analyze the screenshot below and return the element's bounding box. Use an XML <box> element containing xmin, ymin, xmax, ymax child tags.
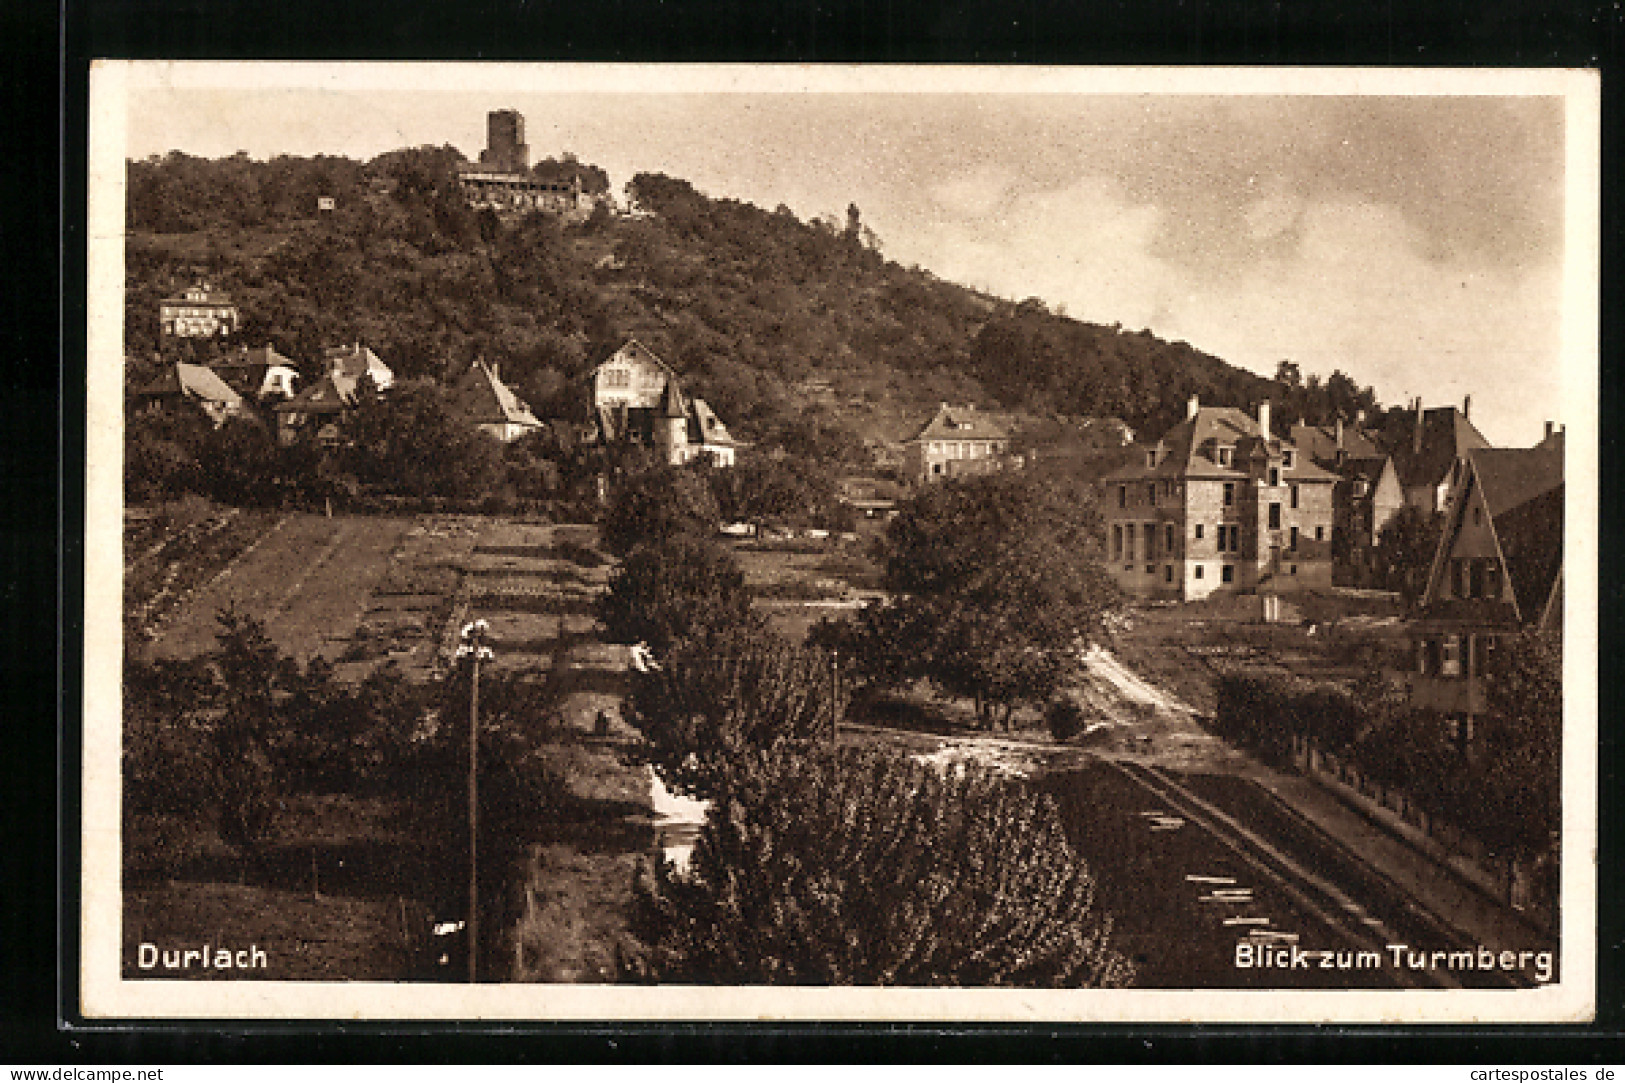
<box><xmin>107</xmin><ymin>65</ymin><xmax>1592</xmax><ymax>447</ymax></box>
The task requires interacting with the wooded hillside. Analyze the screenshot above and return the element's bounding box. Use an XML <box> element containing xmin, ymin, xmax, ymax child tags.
<box><xmin>125</xmin><ymin>148</ymin><xmax>1378</xmax><ymax>460</ymax></box>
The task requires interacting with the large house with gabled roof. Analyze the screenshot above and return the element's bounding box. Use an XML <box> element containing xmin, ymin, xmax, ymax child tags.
<box><xmin>1402</xmin><ymin>445</ymin><xmax>1563</xmax><ymax>731</ymax></box>
<box><xmin>586</xmin><ymin>338</ymin><xmax>738</xmax><ymax>466</ymax></box>
<box><xmin>903</xmin><ymin>403</ymin><xmax>1013</xmax><ymax>483</ymax></box>
<box><xmin>1100</xmin><ymin>397</ymin><xmax>1338</xmax><ymax>600</ymax></box>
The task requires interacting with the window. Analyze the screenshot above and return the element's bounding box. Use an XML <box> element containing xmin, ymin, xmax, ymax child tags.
<box><xmin>1441</xmin><ymin>635</ymin><xmax>1462</xmax><ymax>678</ymax></box>
<box><xmin>1195</xmin><ymin>565</ymin><xmax>1205</xmax><ymax>580</ymax></box>
<box><xmin>1218</xmin><ymin>446</ymin><xmax>1233</xmax><ymax>467</ymax></box>
<box><xmin>1283</xmin><ymin>450</ymin><xmax>1295</xmax><ymax>468</ymax></box>
<box><xmin>1290</xmin><ymin>484</ymin><xmax>1299</xmax><ymax>509</ymax></box>
<box><xmin>1194</xmin><ymin>524</ymin><xmax>1205</xmax><ymax>541</ymax></box>
<box><xmin>1165</xmin><ymin>523</ymin><xmax>1175</xmax><ymax>554</ymax></box>
<box><xmin>1472</xmin><ymin>505</ymin><xmax>1483</xmax><ymax>525</ymax></box>
<box><xmin>1145</xmin><ymin>523</ymin><xmax>1157</xmax><ymax>560</ymax></box>
<box><xmin>932</xmin><ymin>462</ymin><xmax>943</xmax><ymax>476</ymax></box>
<box><xmin>1221</xmin><ymin>564</ymin><xmax>1235</xmax><ymax>584</ymax></box>
<box><xmin>1223</xmin><ymin>482</ymin><xmax>1236</xmax><ymax>507</ymax></box>
<box><xmin>1315</xmin><ymin>525</ymin><xmax>1325</xmax><ymax>541</ymax></box>
<box><xmin>1146</xmin><ymin>450</ymin><xmax>1158</xmax><ymax>468</ymax></box>
<box><xmin>1289</xmin><ymin>526</ymin><xmax>1299</xmax><ymax>551</ymax></box>
<box><xmin>1124</xmin><ymin>523</ymin><xmax>1135</xmax><ymax>562</ymax></box>
<box><xmin>1268</xmin><ymin>503</ymin><xmax>1282</xmax><ymax>530</ymax></box>
<box><xmin>1216</xmin><ymin>525</ymin><xmax>1227</xmax><ymax>553</ymax></box>
<box><xmin>1147</xmin><ymin>483</ymin><xmax>1157</xmax><ymax>505</ymax></box>
<box><xmin>1118</xmin><ymin>485</ymin><xmax>1127</xmax><ymax>509</ymax></box>
<box><xmin>1164</xmin><ymin>565</ymin><xmax>1174</xmax><ymax>583</ymax></box>
<box><xmin>1111</xmin><ymin>524</ymin><xmax>1122</xmax><ymax>561</ymax></box>
<box><xmin>1268</xmin><ymin>467</ymin><xmax>1280</xmax><ymax>487</ymax></box>
<box><xmin>1484</xmin><ymin>561</ymin><xmax>1501</xmax><ymax>599</ymax></box>
<box><xmin>1290</xmin><ymin>564</ymin><xmax>1298</xmax><ymax>576</ymax></box>
<box><xmin>1229</xmin><ymin>525</ymin><xmax>1240</xmax><ymax>551</ymax></box>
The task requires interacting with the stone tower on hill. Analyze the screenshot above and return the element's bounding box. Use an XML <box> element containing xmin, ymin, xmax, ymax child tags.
<box><xmin>479</xmin><ymin>109</ymin><xmax>529</xmax><ymax>175</ymax></box>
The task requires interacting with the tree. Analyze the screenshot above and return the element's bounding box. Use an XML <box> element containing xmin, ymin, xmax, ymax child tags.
<box><xmin>599</xmin><ymin>464</ymin><xmax>721</xmax><ymax>556</ymax></box>
<box><xmin>209</xmin><ymin>607</ymin><xmax>295</xmax><ymax>855</ymax></box>
<box><xmin>340</xmin><ymin>378</ymin><xmax>506</xmax><ymax>501</ymax></box>
<box><xmin>596</xmin><ymin>535</ymin><xmax>753</xmax><ymax>656</ymax></box>
<box><xmin>1476</xmin><ymin>633</ymin><xmax>1562</xmax><ymax>857</ymax></box>
<box><xmin>1376</xmin><ymin>505</ymin><xmax>1445</xmax><ymax>604</ymax></box>
<box><xmin>864</xmin><ymin>473</ymin><xmax>1119</xmax><ymax>728</ymax></box>
<box><xmin>627</xmin><ymin>744</ymin><xmax>1133</xmax><ymax>987</ymax></box>
<box><xmin>624</xmin><ymin>620</ymin><xmax>844</xmax><ymax>798</ymax></box>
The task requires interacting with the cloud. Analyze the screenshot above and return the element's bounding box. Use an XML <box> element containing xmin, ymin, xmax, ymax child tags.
<box><xmin>900</xmin><ymin>178</ymin><xmax>1561</xmax><ymax>444</ymax></box>
<box><xmin>927</xmin><ymin>167</ymin><xmax>1013</xmax><ymax>218</ymax></box>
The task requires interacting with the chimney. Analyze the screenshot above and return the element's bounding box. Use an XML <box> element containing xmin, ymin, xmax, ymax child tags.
<box><xmin>1413</xmin><ymin>397</ymin><xmax>1424</xmax><ymax>455</ymax></box>
<box><xmin>1545</xmin><ymin>420</ymin><xmax>1555</xmax><ymax>440</ymax></box>
<box><xmin>1463</xmin><ymin>394</ymin><xmax>1471</xmax><ymax>420</ymax></box>
<box><xmin>1335</xmin><ymin>415</ymin><xmax>1344</xmax><ymax>450</ymax></box>
<box><xmin>1355</xmin><ymin>408</ymin><xmax>1365</xmax><ymax>429</ymax></box>
<box><xmin>1257</xmin><ymin>400</ymin><xmax>1271</xmax><ymax>438</ymax></box>
<box><xmin>1187</xmin><ymin>394</ymin><xmax>1200</xmax><ymax>420</ymax></box>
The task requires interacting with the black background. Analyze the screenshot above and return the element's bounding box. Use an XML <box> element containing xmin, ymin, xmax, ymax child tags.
<box><xmin>8</xmin><ymin>0</ymin><xmax>1623</xmax><ymax>1062</ymax></box>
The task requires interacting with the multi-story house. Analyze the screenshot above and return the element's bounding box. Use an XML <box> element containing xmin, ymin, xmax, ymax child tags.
<box><xmin>903</xmin><ymin>403</ymin><xmax>1013</xmax><ymax>483</ymax></box>
<box><xmin>1291</xmin><ymin>418</ymin><xmax>1404</xmax><ymax>585</ymax></box>
<box><xmin>1402</xmin><ymin>446</ymin><xmax>1563</xmax><ymax>736</ymax></box>
<box><xmin>1100</xmin><ymin>398</ymin><xmax>1337</xmax><ymax>601</ymax></box>
<box><xmin>158</xmin><ymin>283</ymin><xmax>240</xmax><ymax>339</ymax></box>
<box><xmin>1391</xmin><ymin>397</ymin><xmax>1491</xmax><ymax>514</ymax></box>
<box><xmin>587</xmin><ymin>339</ymin><xmax>738</xmax><ymax>466</ymax></box>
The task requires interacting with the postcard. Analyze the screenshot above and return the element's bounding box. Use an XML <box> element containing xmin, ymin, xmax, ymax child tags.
<box><xmin>83</xmin><ymin>62</ymin><xmax>1597</xmax><ymax>1022</ymax></box>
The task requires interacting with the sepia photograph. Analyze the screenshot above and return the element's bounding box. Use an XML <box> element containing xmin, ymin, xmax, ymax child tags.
<box><xmin>81</xmin><ymin>63</ymin><xmax>1597</xmax><ymax>1022</ymax></box>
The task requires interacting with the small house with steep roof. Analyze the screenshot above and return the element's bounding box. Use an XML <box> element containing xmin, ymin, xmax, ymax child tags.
<box><xmin>1391</xmin><ymin>398</ymin><xmax>1491</xmax><ymax>514</ymax></box>
<box><xmin>133</xmin><ymin>361</ymin><xmax>245</xmax><ymax>426</ymax></box>
<box><xmin>272</xmin><ymin>372</ymin><xmax>361</xmax><ymax>446</ymax></box>
<box><xmin>453</xmin><ymin>359</ymin><xmax>544</xmax><ymax>442</ymax></box>
<box><xmin>1403</xmin><ymin>445</ymin><xmax>1563</xmax><ymax>730</ymax></box>
<box><xmin>324</xmin><ymin>343</ymin><xmax>394</xmax><ymax>391</ymax></box>
<box><xmin>211</xmin><ymin>345</ymin><xmax>300</xmax><ymax>401</ymax></box>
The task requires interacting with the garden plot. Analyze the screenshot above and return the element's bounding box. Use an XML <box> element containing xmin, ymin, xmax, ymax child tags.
<box><xmin>732</xmin><ymin>541</ymin><xmax>886</xmax><ymax>639</ymax></box>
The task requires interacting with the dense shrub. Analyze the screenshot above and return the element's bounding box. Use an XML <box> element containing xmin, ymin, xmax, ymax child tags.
<box><xmin>627</xmin><ymin>744</ymin><xmax>1133</xmax><ymax>987</ymax></box>
<box><xmin>1212</xmin><ymin>671</ymin><xmax>1367</xmax><ymax>766</ymax></box>
<box><xmin>599</xmin><ymin>465</ymin><xmax>720</xmax><ymax>557</ymax></box>
<box><xmin>1045</xmin><ymin>696</ymin><xmax>1091</xmax><ymax>742</ymax></box>
<box><xmin>624</xmin><ymin>620</ymin><xmax>844</xmax><ymax>798</ymax></box>
<box><xmin>596</xmin><ymin>536</ymin><xmax>752</xmax><ymax>655</ymax></box>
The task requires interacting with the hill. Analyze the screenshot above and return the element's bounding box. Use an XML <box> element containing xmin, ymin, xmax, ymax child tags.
<box><xmin>123</xmin><ymin>148</ymin><xmax>1377</xmax><ymax>466</ymax></box>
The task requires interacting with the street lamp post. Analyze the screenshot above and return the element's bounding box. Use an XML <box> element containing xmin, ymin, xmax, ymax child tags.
<box><xmin>456</xmin><ymin>618</ymin><xmax>493</xmax><ymax>984</ymax></box>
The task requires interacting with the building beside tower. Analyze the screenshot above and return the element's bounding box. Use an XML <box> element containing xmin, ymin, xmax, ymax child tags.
<box><xmin>459</xmin><ymin>108</ymin><xmax>587</xmax><ymax>216</ymax></box>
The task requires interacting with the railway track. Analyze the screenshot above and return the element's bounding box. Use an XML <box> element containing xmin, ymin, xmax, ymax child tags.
<box><xmin>1104</xmin><ymin>757</ymin><xmax>1526</xmax><ymax>990</ymax></box>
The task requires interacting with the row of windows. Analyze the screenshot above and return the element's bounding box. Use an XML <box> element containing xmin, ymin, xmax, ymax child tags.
<box><xmin>1113</xmin><ymin>519</ymin><xmax>1328</xmax><ymax>559</ymax></box>
<box><xmin>1417</xmin><ymin>633</ymin><xmax>1499</xmax><ymax>678</ymax></box>
<box><xmin>1211</xmin><ymin>446</ymin><xmax>1296</xmax><ymax>469</ymax></box>
<box><xmin>928</xmin><ymin>440</ymin><xmax>1002</xmax><ymax>459</ymax></box>
<box><xmin>1447</xmin><ymin>557</ymin><xmax>1503</xmax><ymax>601</ymax></box>
<box><xmin>1119</xmin><ymin>480</ymin><xmax>1306</xmax><ymax>510</ymax></box>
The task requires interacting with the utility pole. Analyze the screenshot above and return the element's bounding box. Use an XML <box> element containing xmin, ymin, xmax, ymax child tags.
<box><xmin>457</xmin><ymin>618</ymin><xmax>492</xmax><ymax>984</ymax></box>
<box><xmin>830</xmin><ymin>648</ymin><xmax>840</xmax><ymax>746</ymax></box>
